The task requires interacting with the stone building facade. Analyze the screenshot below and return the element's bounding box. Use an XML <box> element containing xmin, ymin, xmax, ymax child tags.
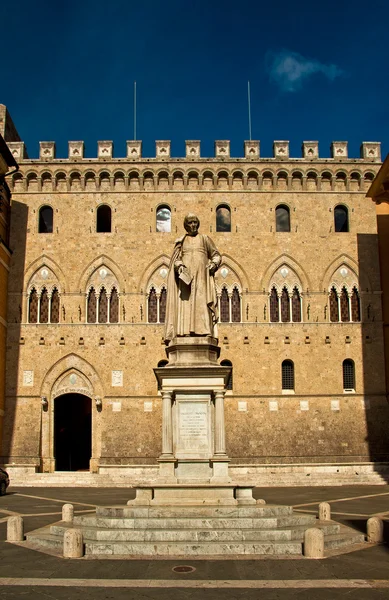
<box><xmin>2</xmin><ymin>108</ymin><xmax>389</xmax><ymax>484</ymax></box>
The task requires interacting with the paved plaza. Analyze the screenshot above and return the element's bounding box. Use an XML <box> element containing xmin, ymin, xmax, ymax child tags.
<box><xmin>0</xmin><ymin>484</ymin><xmax>388</xmax><ymax>599</ymax></box>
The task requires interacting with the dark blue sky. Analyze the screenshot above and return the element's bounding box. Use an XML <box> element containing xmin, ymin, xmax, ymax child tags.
<box><xmin>2</xmin><ymin>0</ymin><xmax>388</xmax><ymax>160</ymax></box>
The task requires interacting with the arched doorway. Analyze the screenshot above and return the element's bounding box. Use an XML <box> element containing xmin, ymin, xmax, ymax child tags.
<box><xmin>54</xmin><ymin>393</ymin><xmax>92</xmax><ymax>471</ymax></box>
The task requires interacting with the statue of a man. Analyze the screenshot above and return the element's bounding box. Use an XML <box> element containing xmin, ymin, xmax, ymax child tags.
<box><xmin>164</xmin><ymin>214</ymin><xmax>221</xmax><ymax>344</ymax></box>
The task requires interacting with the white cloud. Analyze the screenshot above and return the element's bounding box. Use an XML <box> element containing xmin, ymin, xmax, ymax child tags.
<box><xmin>266</xmin><ymin>50</ymin><xmax>343</xmax><ymax>92</ymax></box>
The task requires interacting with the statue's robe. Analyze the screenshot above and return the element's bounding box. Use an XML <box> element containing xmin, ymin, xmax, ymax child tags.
<box><xmin>164</xmin><ymin>234</ymin><xmax>221</xmax><ymax>342</ymax></box>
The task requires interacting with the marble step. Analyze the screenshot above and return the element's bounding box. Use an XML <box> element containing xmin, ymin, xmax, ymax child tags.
<box><xmin>84</xmin><ymin>540</ymin><xmax>303</xmax><ymax>556</ymax></box>
<box><xmin>323</xmin><ymin>531</ymin><xmax>365</xmax><ymax>550</ymax></box>
<box><xmin>50</xmin><ymin>521</ymin><xmax>339</xmax><ymax>543</ymax></box>
<box><xmin>96</xmin><ymin>504</ymin><xmax>294</xmax><ymax>519</ymax></box>
<box><xmin>73</xmin><ymin>513</ymin><xmax>316</xmax><ymax>530</ymax></box>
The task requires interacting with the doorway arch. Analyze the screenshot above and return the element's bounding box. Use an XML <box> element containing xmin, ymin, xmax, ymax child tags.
<box><xmin>54</xmin><ymin>393</ymin><xmax>92</xmax><ymax>471</ymax></box>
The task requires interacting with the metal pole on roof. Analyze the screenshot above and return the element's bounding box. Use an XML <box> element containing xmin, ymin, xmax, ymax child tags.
<box><xmin>248</xmin><ymin>81</ymin><xmax>252</xmax><ymax>141</ymax></box>
<box><xmin>134</xmin><ymin>81</ymin><xmax>137</xmax><ymax>141</ymax></box>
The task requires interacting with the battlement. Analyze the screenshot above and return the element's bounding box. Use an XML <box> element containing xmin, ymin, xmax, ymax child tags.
<box><xmin>6</xmin><ymin>139</ymin><xmax>382</xmax><ymax>163</ymax></box>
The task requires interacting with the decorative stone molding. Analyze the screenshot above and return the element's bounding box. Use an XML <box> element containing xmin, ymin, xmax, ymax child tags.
<box><xmin>186</xmin><ymin>140</ymin><xmax>200</xmax><ymax>159</ymax></box>
<box><xmin>273</xmin><ymin>141</ymin><xmax>289</xmax><ymax>159</ymax></box>
<box><xmin>39</xmin><ymin>142</ymin><xmax>56</xmax><ymax>161</ymax></box>
<box><xmin>156</xmin><ymin>140</ymin><xmax>170</xmax><ymax>159</ymax></box>
<box><xmin>98</xmin><ymin>141</ymin><xmax>113</xmax><ymax>160</ymax></box>
<box><xmin>68</xmin><ymin>141</ymin><xmax>84</xmax><ymax>160</ymax></box>
<box><xmin>215</xmin><ymin>140</ymin><xmax>230</xmax><ymax>159</ymax></box>
<box><xmin>302</xmin><ymin>141</ymin><xmax>319</xmax><ymax>159</ymax></box>
<box><xmin>244</xmin><ymin>141</ymin><xmax>260</xmax><ymax>159</ymax></box>
<box><xmin>331</xmin><ymin>141</ymin><xmax>348</xmax><ymax>159</ymax></box>
<box><xmin>127</xmin><ymin>140</ymin><xmax>142</xmax><ymax>160</ymax></box>
<box><xmin>360</xmin><ymin>142</ymin><xmax>381</xmax><ymax>162</ymax></box>
<box><xmin>7</xmin><ymin>141</ymin><xmax>27</xmax><ymax>160</ymax></box>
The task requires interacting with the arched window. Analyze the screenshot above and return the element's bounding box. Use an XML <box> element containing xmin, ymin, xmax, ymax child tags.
<box><xmin>276</xmin><ymin>205</ymin><xmax>290</xmax><ymax>232</ymax></box>
<box><xmin>221</xmin><ymin>359</ymin><xmax>233</xmax><ymax>391</ymax></box>
<box><xmin>334</xmin><ymin>205</ymin><xmax>349</xmax><ymax>233</ymax></box>
<box><xmin>216</xmin><ymin>205</ymin><xmax>231</xmax><ymax>232</ymax></box>
<box><xmin>148</xmin><ymin>288</ymin><xmax>158</xmax><ymax>323</ymax></box>
<box><xmin>282</xmin><ymin>360</ymin><xmax>294</xmax><ymax>391</ymax></box>
<box><xmin>28</xmin><ymin>288</ymin><xmax>38</xmax><ymax>323</ymax></box>
<box><xmin>220</xmin><ymin>288</ymin><xmax>230</xmax><ymax>322</ymax></box>
<box><xmin>280</xmin><ymin>287</ymin><xmax>290</xmax><ymax>322</ymax></box>
<box><xmin>231</xmin><ymin>287</ymin><xmax>241</xmax><ymax>322</ymax></box>
<box><xmin>96</xmin><ymin>205</ymin><xmax>112</xmax><ymax>233</ymax></box>
<box><xmin>98</xmin><ymin>288</ymin><xmax>108</xmax><ymax>323</ymax></box>
<box><xmin>159</xmin><ymin>288</ymin><xmax>167</xmax><ymax>323</ymax></box>
<box><xmin>340</xmin><ymin>287</ymin><xmax>350</xmax><ymax>322</ymax></box>
<box><xmin>156</xmin><ymin>205</ymin><xmax>171</xmax><ymax>233</ymax></box>
<box><xmin>291</xmin><ymin>287</ymin><xmax>301</xmax><ymax>322</ymax></box>
<box><xmin>110</xmin><ymin>288</ymin><xmax>119</xmax><ymax>323</ymax></box>
<box><xmin>351</xmin><ymin>287</ymin><xmax>361</xmax><ymax>322</ymax></box>
<box><xmin>87</xmin><ymin>288</ymin><xmax>97</xmax><ymax>323</ymax></box>
<box><xmin>39</xmin><ymin>288</ymin><xmax>49</xmax><ymax>323</ymax></box>
<box><xmin>329</xmin><ymin>287</ymin><xmax>339</xmax><ymax>322</ymax></box>
<box><xmin>270</xmin><ymin>287</ymin><xmax>279</xmax><ymax>322</ymax></box>
<box><xmin>343</xmin><ymin>359</ymin><xmax>355</xmax><ymax>391</ymax></box>
<box><xmin>38</xmin><ymin>206</ymin><xmax>53</xmax><ymax>233</ymax></box>
<box><xmin>51</xmin><ymin>288</ymin><xmax>60</xmax><ymax>323</ymax></box>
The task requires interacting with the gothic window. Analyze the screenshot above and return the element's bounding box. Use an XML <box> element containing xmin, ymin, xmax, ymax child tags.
<box><xmin>98</xmin><ymin>288</ymin><xmax>108</xmax><ymax>323</ymax></box>
<box><xmin>270</xmin><ymin>287</ymin><xmax>279</xmax><ymax>322</ymax></box>
<box><xmin>340</xmin><ymin>287</ymin><xmax>350</xmax><ymax>322</ymax></box>
<box><xmin>231</xmin><ymin>287</ymin><xmax>240</xmax><ymax>322</ymax></box>
<box><xmin>334</xmin><ymin>205</ymin><xmax>349</xmax><ymax>233</ymax></box>
<box><xmin>38</xmin><ymin>206</ymin><xmax>53</xmax><ymax>233</ymax></box>
<box><xmin>39</xmin><ymin>288</ymin><xmax>49</xmax><ymax>323</ymax></box>
<box><xmin>87</xmin><ymin>288</ymin><xmax>97</xmax><ymax>323</ymax></box>
<box><xmin>276</xmin><ymin>205</ymin><xmax>290</xmax><ymax>232</ymax></box>
<box><xmin>343</xmin><ymin>359</ymin><xmax>355</xmax><ymax>391</ymax></box>
<box><xmin>110</xmin><ymin>288</ymin><xmax>119</xmax><ymax>323</ymax></box>
<box><xmin>351</xmin><ymin>287</ymin><xmax>361</xmax><ymax>322</ymax></box>
<box><xmin>221</xmin><ymin>359</ymin><xmax>233</xmax><ymax>391</ymax></box>
<box><xmin>216</xmin><ymin>205</ymin><xmax>231</xmax><ymax>232</ymax></box>
<box><xmin>291</xmin><ymin>287</ymin><xmax>301</xmax><ymax>322</ymax></box>
<box><xmin>96</xmin><ymin>205</ymin><xmax>112</xmax><ymax>233</ymax></box>
<box><xmin>51</xmin><ymin>288</ymin><xmax>60</xmax><ymax>323</ymax></box>
<box><xmin>159</xmin><ymin>288</ymin><xmax>167</xmax><ymax>324</ymax></box>
<box><xmin>282</xmin><ymin>360</ymin><xmax>294</xmax><ymax>391</ymax></box>
<box><xmin>156</xmin><ymin>205</ymin><xmax>171</xmax><ymax>233</ymax></box>
<box><xmin>329</xmin><ymin>287</ymin><xmax>339</xmax><ymax>322</ymax></box>
<box><xmin>28</xmin><ymin>288</ymin><xmax>38</xmax><ymax>323</ymax></box>
<box><xmin>220</xmin><ymin>288</ymin><xmax>230</xmax><ymax>322</ymax></box>
<box><xmin>280</xmin><ymin>287</ymin><xmax>289</xmax><ymax>322</ymax></box>
<box><xmin>148</xmin><ymin>288</ymin><xmax>158</xmax><ymax>323</ymax></box>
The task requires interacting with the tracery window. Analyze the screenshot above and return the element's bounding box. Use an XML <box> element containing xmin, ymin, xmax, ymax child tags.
<box><xmin>269</xmin><ymin>286</ymin><xmax>302</xmax><ymax>323</ymax></box>
<box><xmin>110</xmin><ymin>288</ymin><xmax>119</xmax><ymax>323</ymax></box>
<box><xmin>351</xmin><ymin>288</ymin><xmax>361</xmax><ymax>322</ymax></box>
<box><xmin>51</xmin><ymin>289</ymin><xmax>60</xmax><ymax>323</ymax></box>
<box><xmin>87</xmin><ymin>286</ymin><xmax>120</xmax><ymax>323</ymax></box>
<box><xmin>39</xmin><ymin>288</ymin><xmax>49</xmax><ymax>323</ymax></box>
<box><xmin>329</xmin><ymin>286</ymin><xmax>361</xmax><ymax>323</ymax></box>
<box><xmin>28</xmin><ymin>288</ymin><xmax>38</xmax><ymax>323</ymax></box>
<box><xmin>270</xmin><ymin>287</ymin><xmax>279</xmax><ymax>322</ymax></box>
<box><xmin>27</xmin><ymin>287</ymin><xmax>61</xmax><ymax>323</ymax></box>
<box><xmin>340</xmin><ymin>287</ymin><xmax>350</xmax><ymax>322</ymax></box>
<box><xmin>147</xmin><ymin>287</ymin><xmax>167</xmax><ymax>323</ymax></box>
<box><xmin>98</xmin><ymin>288</ymin><xmax>108</xmax><ymax>323</ymax></box>
<box><xmin>231</xmin><ymin>287</ymin><xmax>241</xmax><ymax>322</ymax></box>
<box><xmin>219</xmin><ymin>286</ymin><xmax>241</xmax><ymax>323</ymax></box>
<box><xmin>216</xmin><ymin>205</ymin><xmax>231</xmax><ymax>232</ymax></box>
<box><xmin>282</xmin><ymin>360</ymin><xmax>294</xmax><ymax>391</ymax></box>
<box><xmin>38</xmin><ymin>206</ymin><xmax>53</xmax><ymax>233</ymax></box>
<box><xmin>87</xmin><ymin>288</ymin><xmax>97</xmax><ymax>323</ymax></box>
<box><xmin>280</xmin><ymin>287</ymin><xmax>289</xmax><ymax>323</ymax></box>
<box><xmin>329</xmin><ymin>287</ymin><xmax>339</xmax><ymax>322</ymax></box>
<box><xmin>220</xmin><ymin>288</ymin><xmax>230</xmax><ymax>323</ymax></box>
<box><xmin>343</xmin><ymin>359</ymin><xmax>355</xmax><ymax>391</ymax></box>
<box><xmin>291</xmin><ymin>287</ymin><xmax>301</xmax><ymax>322</ymax></box>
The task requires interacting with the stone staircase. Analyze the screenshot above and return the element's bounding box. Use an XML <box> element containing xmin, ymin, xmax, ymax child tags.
<box><xmin>25</xmin><ymin>503</ymin><xmax>365</xmax><ymax>557</ymax></box>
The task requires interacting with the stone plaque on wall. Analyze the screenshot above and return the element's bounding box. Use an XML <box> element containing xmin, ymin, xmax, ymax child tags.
<box><xmin>23</xmin><ymin>371</ymin><xmax>34</xmax><ymax>386</ymax></box>
<box><xmin>111</xmin><ymin>370</ymin><xmax>123</xmax><ymax>387</ymax></box>
<box><xmin>175</xmin><ymin>395</ymin><xmax>211</xmax><ymax>458</ymax></box>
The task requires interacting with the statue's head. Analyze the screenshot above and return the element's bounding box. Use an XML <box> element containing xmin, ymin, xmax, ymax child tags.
<box><xmin>184</xmin><ymin>213</ymin><xmax>200</xmax><ymax>236</ymax></box>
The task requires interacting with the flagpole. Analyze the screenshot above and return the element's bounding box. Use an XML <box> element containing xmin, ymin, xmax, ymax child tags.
<box><xmin>247</xmin><ymin>81</ymin><xmax>252</xmax><ymax>141</ymax></box>
<box><xmin>134</xmin><ymin>81</ymin><xmax>137</xmax><ymax>140</ymax></box>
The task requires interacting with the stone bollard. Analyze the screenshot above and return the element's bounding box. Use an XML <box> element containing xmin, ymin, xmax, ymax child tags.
<box><xmin>319</xmin><ymin>502</ymin><xmax>331</xmax><ymax>521</ymax></box>
<box><xmin>304</xmin><ymin>527</ymin><xmax>324</xmax><ymax>558</ymax></box>
<box><xmin>7</xmin><ymin>516</ymin><xmax>24</xmax><ymax>542</ymax></box>
<box><xmin>62</xmin><ymin>503</ymin><xmax>74</xmax><ymax>522</ymax></box>
<box><xmin>367</xmin><ymin>517</ymin><xmax>384</xmax><ymax>543</ymax></box>
<box><xmin>63</xmin><ymin>529</ymin><xmax>84</xmax><ymax>558</ymax></box>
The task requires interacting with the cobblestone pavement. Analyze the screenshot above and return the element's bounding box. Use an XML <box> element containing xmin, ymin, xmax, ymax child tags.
<box><xmin>0</xmin><ymin>485</ymin><xmax>388</xmax><ymax>599</ymax></box>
